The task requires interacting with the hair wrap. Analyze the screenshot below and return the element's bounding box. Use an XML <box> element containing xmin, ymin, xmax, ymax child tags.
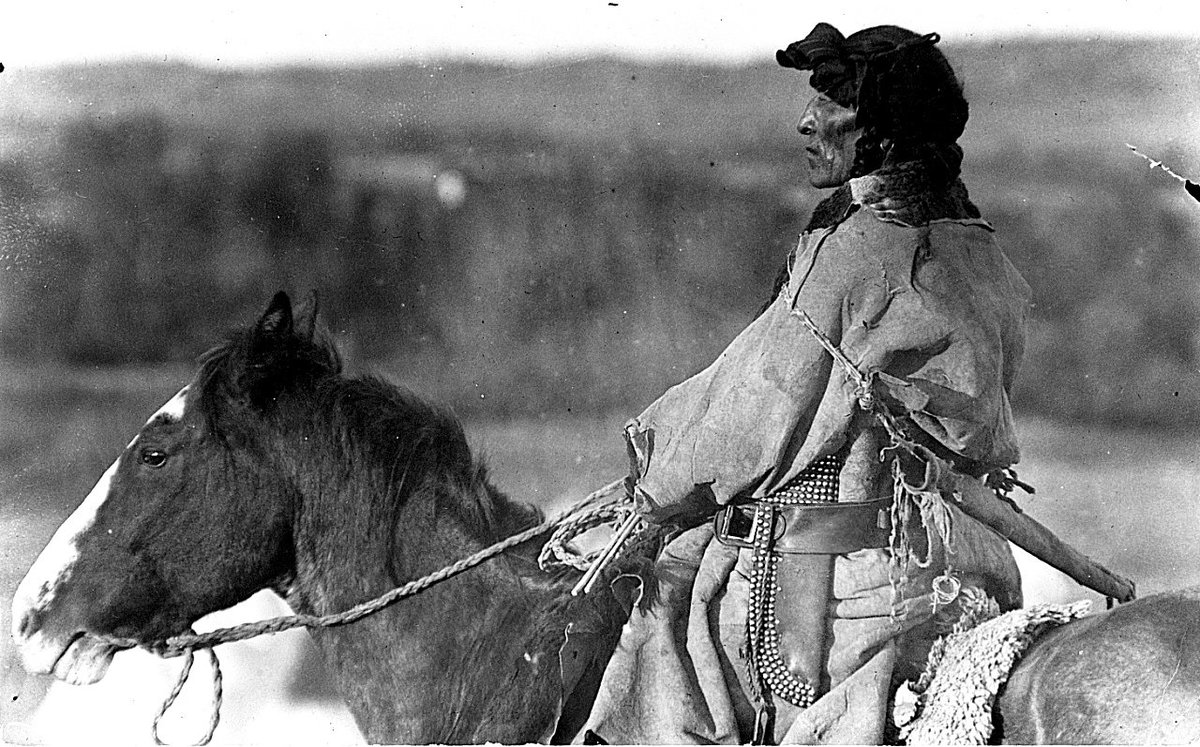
<box><xmin>775</xmin><ymin>22</ymin><xmax>860</xmax><ymax>107</ymax></box>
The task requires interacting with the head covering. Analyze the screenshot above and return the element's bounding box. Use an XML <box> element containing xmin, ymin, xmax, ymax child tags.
<box><xmin>778</xmin><ymin>23</ymin><xmax>969</xmax><ymax>182</ymax></box>
<box><xmin>778</xmin><ymin>23</ymin><xmax>967</xmax><ymax>141</ymax></box>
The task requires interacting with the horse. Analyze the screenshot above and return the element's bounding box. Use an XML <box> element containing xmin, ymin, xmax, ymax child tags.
<box><xmin>11</xmin><ymin>292</ymin><xmax>1200</xmax><ymax>744</ymax></box>
<box><xmin>994</xmin><ymin>587</ymin><xmax>1200</xmax><ymax>743</ymax></box>
<box><xmin>10</xmin><ymin>292</ymin><xmax>634</xmax><ymax>744</ymax></box>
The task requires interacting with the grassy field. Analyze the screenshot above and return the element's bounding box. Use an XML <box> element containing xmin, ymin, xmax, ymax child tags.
<box><xmin>3</xmin><ymin>371</ymin><xmax>1200</xmax><ymax>743</ymax></box>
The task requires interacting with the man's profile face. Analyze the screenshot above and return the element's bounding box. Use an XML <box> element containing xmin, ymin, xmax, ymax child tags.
<box><xmin>797</xmin><ymin>94</ymin><xmax>861</xmax><ymax>189</ymax></box>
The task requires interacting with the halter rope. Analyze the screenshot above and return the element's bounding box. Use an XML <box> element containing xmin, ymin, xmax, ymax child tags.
<box><xmin>101</xmin><ymin>479</ymin><xmax>630</xmax><ymax>746</ymax></box>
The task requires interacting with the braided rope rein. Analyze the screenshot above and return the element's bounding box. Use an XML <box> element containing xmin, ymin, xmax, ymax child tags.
<box><xmin>102</xmin><ymin>479</ymin><xmax>629</xmax><ymax>746</ymax></box>
<box><xmin>147</xmin><ymin>647</ymin><xmax>223</xmax><ymax>746</ymax></box>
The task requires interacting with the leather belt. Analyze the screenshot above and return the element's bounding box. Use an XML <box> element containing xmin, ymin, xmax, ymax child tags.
<box><xmin>717</xmin><ymin>455</ymin><xmax>893</xmax><ymax>727</ymax></box>
<box><xmin>714</xmin><ymin>498</ymin><xmax>892</xmax><ymax>555</ymax></box>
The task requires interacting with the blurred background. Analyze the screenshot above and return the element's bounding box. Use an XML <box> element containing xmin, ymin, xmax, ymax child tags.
<box><xmin>2</xmin><ymin>1</ymin><xmax>1200</xmax><ymax>744</ymax></box>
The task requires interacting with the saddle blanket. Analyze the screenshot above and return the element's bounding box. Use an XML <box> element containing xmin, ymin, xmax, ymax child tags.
<box><xmin>897</xmin><ymin>598</ymin><xmax>1092</xmax><ymax>744</ymax></box>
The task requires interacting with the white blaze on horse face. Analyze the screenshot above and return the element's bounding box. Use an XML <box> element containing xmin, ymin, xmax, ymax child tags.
<box><xmin>148</xmin><ymin>386</ymin><xmax>189</xmax><ymax>425</ymax></box>
<box><xmin>11</xmin><ymin>387</ymin><xmax>190</xmax><ymax>647</ymax></box>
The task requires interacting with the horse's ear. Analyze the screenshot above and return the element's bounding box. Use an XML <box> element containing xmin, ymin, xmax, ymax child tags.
<box><xmin>255</xmin><ymin>291</ymin><xmax>295</xmax><ymax>343</ymax></box>
<box><xmin>293</xmin><ymin>290</ymin><xmax>320</xmax><ymax>343</ymax></box>
<box><xmin>240</xmin><ymin>291</ymin><xmax>337</xmax><ymax>408</ymax></box>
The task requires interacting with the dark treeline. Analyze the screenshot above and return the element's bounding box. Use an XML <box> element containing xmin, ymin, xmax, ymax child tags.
<box><xmin>1</xmin><ymin>46</ymin><xmax>1199</xmax><ymax>426</ymax></box>
<box><xmin>0</xmin><ymin>114</ymin><xmax>799</xmax><ymax>416</ymax></box>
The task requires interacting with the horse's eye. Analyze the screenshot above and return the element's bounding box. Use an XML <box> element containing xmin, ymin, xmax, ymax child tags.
<box><xmin>139</xmin><ymin>449</ymin><xmax>169</xmax><ymax>468</ymax></box>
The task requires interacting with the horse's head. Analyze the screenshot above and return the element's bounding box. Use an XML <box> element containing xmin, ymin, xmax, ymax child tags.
<box><xmin>12</xmin><ymin>292</ymin><xmax>338</xmax><ymax>684</ymax></box>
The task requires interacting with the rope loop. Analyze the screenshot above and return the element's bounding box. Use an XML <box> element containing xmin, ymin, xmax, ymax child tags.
<box><xmin>539</xmin><ymin>500</ymin><xmax>630</xmax><ymax>572</ymax></box>
<box><xmin>151</xmin><ymin>646</ymin><xmax>222</xmax><ymax>746</ymax></box>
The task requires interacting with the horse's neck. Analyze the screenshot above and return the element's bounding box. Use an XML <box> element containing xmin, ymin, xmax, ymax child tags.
<box><xmin>287</xmin><ymin>459</ymin><xmax>544</xmax><ymax>614</ymax></box>
<box><xmin>287</xmin><ymin>466</ymin><xmax>570</xmax><ymax>743</ymax></box>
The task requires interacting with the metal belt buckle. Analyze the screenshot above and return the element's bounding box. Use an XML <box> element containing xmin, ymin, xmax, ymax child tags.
<box><xmin>714</xmin><ymin>504</ymin><xmax>758</xmax><ymax>549</ymax></box>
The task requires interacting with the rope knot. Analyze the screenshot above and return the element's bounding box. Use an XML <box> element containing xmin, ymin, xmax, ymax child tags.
<box><xmin>855</xmin><ymin>371</ymin><xmax>877</xmax><ymax>411</ymax></box>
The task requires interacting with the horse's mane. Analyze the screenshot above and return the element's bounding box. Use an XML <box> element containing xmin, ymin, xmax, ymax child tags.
<box><xmin>192</xmin><ymin>322</ymin><xmax>545</xmax><ymax>544</ymax></box>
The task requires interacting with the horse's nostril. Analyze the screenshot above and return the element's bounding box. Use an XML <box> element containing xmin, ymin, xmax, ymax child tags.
<box><xmin>14</xmin><ymin>609</ymin><xmax>40</xmax><ymax>640</ymax></box>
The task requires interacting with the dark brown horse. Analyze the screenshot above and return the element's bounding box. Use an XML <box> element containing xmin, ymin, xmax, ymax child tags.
<box><xmin>10</xmin><ymin>292</ymin><xmax>631</xmax><ymax>744</ymax></box>
<box><xmin>11</xmin><ymin>292</ymin><xmax>1200</xmax><ymax>744</ymax></box>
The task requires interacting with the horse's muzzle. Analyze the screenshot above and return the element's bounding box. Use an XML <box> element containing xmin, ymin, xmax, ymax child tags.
<box><xmin>12</xmin><ymin>600</ymin><xmax>119</xmax><ymax>685</ymax></box>
<box><xmin>14</xmin><ymin>622</ymin><xmax>118</xmax><ymax>685</ymax></box>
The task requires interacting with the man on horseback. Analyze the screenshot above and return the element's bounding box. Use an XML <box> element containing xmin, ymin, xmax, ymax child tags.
<box><xmin>581</xmin><ymin>23</ymin><xmax>1031</xmax><ymax>744</ymax></box>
